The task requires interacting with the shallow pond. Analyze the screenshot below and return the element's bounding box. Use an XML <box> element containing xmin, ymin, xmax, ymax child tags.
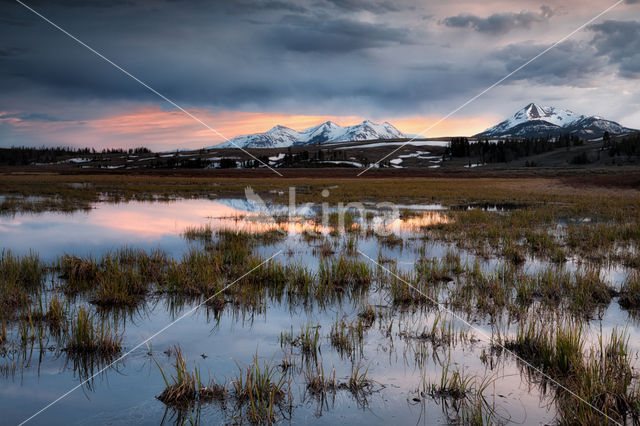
<box><xmin>1</xmin><ymin>198</ymin><xmax>637</xmax><ymax>425</ymax></box>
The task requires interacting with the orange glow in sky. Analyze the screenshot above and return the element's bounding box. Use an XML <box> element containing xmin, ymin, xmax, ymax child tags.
<box><xmin>391</xmin><ymin>116</ymin><xmax>499</xmax><ymax>138</ymax></box>
<box><xmin>1</xmin><ymin>106</ymin><xmax>499</xmax><ymax>150</ymax></box>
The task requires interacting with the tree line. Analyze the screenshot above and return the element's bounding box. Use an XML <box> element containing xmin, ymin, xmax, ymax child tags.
<box><xmin>0</xmin><ymin>146</ymin><xmax>150</xmax><ymax>166</ymax></box>
<box><xmin>604</xmin><ymin>132</ymin><xmax>640</xmax><ymax>159</ymax></box>
<box><xmin>446</xmin><ymin>134</ymin><xmax>583</xmax><ymax>163</ymax></box>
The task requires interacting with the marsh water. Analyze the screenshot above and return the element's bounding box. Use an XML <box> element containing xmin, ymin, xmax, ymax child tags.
<box><xmin>1</xmin><ymin>198</ymin><xmax>638</xmax><ymax>425</ymax></box>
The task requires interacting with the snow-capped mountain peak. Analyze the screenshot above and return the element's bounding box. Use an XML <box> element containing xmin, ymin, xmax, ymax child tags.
<box><xmin>267</xmin><ymin>125</ymin><xmax>294</xmax><ymax>134</ymax></box>
<box><xmin>475</xmin><ymin>103</ymin><xmax>636</xmax><ymax>139</ymax></box>
<box><xmin>214</xmin><ymin>120</ymin><xmax>406</xmax><ymax>148</ymax></box>
<box><xmin>508</xmin><ymin>103</ymin><xmax>584</xmax><ymax>128</ymax></box>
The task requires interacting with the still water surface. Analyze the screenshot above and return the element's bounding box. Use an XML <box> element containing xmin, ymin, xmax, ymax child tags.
<box><xmin>0</xmin><ymin>199</ymin><xmax>635</xmax><ymax>425</ymax></box>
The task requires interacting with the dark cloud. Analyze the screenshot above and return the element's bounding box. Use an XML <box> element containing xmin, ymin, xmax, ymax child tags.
<box><xmin>209</xmin><ymin>0</ymin><xmax>309</xmax><ymax>14</ymax></box>
<box><xmin>494</xmin><ymin>40</ymin><xmax>604</xmax><ymax>86</ymax></box>
<box><xmin>0</xmin><ymin>0</ymin><xmax>637</xmax><ymax>147</ymax></box>
<box><xmin>0</xmin><ymin>47</ymin><xmax>27</xmax><ymax>57</ymax></box>
<box><xmin>589</xmin><ymin>20</ymin><xmax>640</xmax><ymax>78</ymax></box>
<box><xmin>0</xmin><ymin>0</ymin><xmax>577</xmax><ymax>132</ymax></box>
<box><xmin>316</xmin><ymin>0</ymin><xmax>410</xmax><ymax>13</ymax></box>
<box><xmin>1</xmin><ymin>0</ymin><xmax>307</xmax><ymax>13</ymax></box>
<box><xmin>264</xmin><ymin>14</ymin><xmax>411</xmax><ymax>53</ymax></box>
<box><xmin>0</xmin><ymin>15</ymin><xmax>33</xmax><ymax>27</ymax></box>
<box><xmin>0</xmin><ymin>112</ymin><xmax>62</xmax><ymax>121</ymax></box>
<box><xmin>0</xmin><ymin>0</ymin><xmax>421</xmax><ymax>113</ymax></box>
<box><xmin>1</xmin><ymin>0</ymin><xmax>134</xmax><ymax>7</ymax></box>
<box><xmin>441</xmin><ymin>6</ymin><xmax>553</xmax><ymax>35</ymax></box>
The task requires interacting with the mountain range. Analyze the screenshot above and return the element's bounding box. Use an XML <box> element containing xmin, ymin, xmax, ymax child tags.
<box><xmin>212</xmin><ymin>103</ymin><xmax>637</xmax><ymax>149</ymax></box>
<box><xmin>474</xmin><ymin>103</ymin><xmax>637</xmax><ymax>139</ymax></box>
<box><xmin>214</xmin><ymin>120</ymin><xmax>405</xmax><ymax>149</ymax></box>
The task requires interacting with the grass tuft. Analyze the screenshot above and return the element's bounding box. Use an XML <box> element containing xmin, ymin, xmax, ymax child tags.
<box><xmin>65</xmin><ymin>307</ymin><xmax>122</xmax><ymax>356</ymax></box>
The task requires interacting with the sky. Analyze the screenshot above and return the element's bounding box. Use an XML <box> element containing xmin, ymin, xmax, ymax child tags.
<box><xmin>0</xmin><ymin>0</ymin><xmax>639</xmax><ymax>151</ymax></box>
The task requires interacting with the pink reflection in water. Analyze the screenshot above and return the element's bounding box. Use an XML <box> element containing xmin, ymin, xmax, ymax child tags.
<box><xmin>0</xmin><ymin>199</ymin><xmax>453</xmax><ymax>260</ymax></box>
<box><xmin>385</xmin><ymin>212</ymin><xmax>451</xmax><ymax>232</ymax></box>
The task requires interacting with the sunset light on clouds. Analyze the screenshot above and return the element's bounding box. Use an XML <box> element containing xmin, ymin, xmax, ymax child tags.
<box><xmin>1</xmin><ymin>0</ymin><xmax>638</xmax><ymax>150</ymax></box>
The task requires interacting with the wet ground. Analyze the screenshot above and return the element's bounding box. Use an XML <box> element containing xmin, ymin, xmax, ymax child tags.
<box><xmin>1</xmin><ymin>198</ymin><xmax>638</xmax><ymax>425</ymax></box>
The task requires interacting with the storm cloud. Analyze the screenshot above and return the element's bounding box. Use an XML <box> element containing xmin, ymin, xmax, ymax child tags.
<box><xmin>441</xmin><ymin>6</ymin><xmax>554</xmax><ymax>35</ymax></box>
<box><xmin>264</xmin><ymin>14</ymin><xmax>411</xmax><ymax>53</ymax></box>
<box><xmin>316</xmin><ymin>0</ymin><xmax>411</xmax><ymax>13</ymax></box>
<box><xmin>494</xmin><ymin>40</ymin><xmax>605</xmax><ymax>86</ymax></box>
<box><xmin>589</xmin><ymin>19</ymin><xmax>640</xmax><ymax>78</ymax></box>
<box><xmin>0</xmin><ymin>0</ymin><xmax>638</xmax><ymax>148</ymax></box>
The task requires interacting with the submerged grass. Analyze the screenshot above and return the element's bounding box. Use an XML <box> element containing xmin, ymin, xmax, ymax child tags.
<box><xmin>619</xmin><ymin>271</ymin><xmax>640</xmax><ymax>310</ymax></box>
<box><xmin>64</xmin><ymin>307</ymin><xmax>121</xmax><ymax>356</ymax></box>
<box><xmin>506</xmin><ymin>319</ymin><xmax>583</xmax><ymax>374</ymax></box>
<box><xmin>0</xmin><ymin>250</ymin><xmax>46</xmax><ymax>318</ymax></box>
<box><xmin>156</xmin><ymin>345</ymin><xmax>203</xmax><ymax>408</ymax></box>
<box><xmin>329</xmin><ymin>316</ymin><xmax>366</xmax><ymax>360</ymax></box>
<box><xmin>305</xmin><ymin>362</ymin><xmax>337</xmax><ymax>396</ymax></box>
<box><xmin>427</xmin><ymin>358</ymin><xmax>474</xmax><ymax>400</ymax></box>
<box><xmin>231</xmin><ymin>354</ymin><xmax>290</xmax><ymax>424</ymax></box>
<box><xmin>557</xmin><ymin>328</ymin><xmax>640</xmax><ymax>424</ymax></box>
<box><xmin>157</xmin><ymin>347</ymin><xmax>289</xmax><ymax>423</ymax></box>
<box><xmin>347</xmin><ymin>361</ymin><xmax>371</xmax><ymax>396</ymax></box>
<box><xmin>502</xmin><ymin>318</ymin><xmax>640</xmax><ymax>424</ymax></box>
<box><xmin>27</xmin><ymin>293</ymin><xmax>66</xmax><ymax>333</ymax></box>
<box><xmin>0</xmin><ymin>249</ymin><xmax>45</xmax><ymax>287</ymax></box>
<box><xmin>318</xmin><ymin>257</ymin><xmax>372</xmax><ymax>291</ymax></box>
<box><xmin>280</xmin><ymin>323</ymin><xmax>321</xmax><ymax>360</ymax></box>
<box><xmin>424</xmin><ymin>355</ymin><xmax>501</xmax><ymax>425</ymax></box>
